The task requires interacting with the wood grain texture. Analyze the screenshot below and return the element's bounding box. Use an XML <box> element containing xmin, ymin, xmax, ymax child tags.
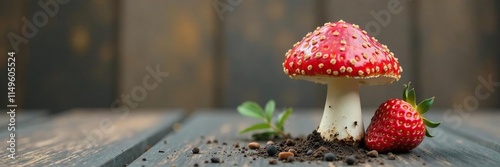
<box><xmin>129</xmin><ymin>110</ymin><xmax>500</xmax><ymax>167</ymax></box>
<box><xmin>0</xmin><ymin>110</ymin><xmax>47</xmax><ymax>132</ymax></box>
<box><xmin>222</xmin><ymin>0</ymin><xmax>325</xmax><ymax>108</ymax></box>
<box><xmin>426</xmin><ymin>110</ymin><xmax>500</xmax><ymax>152</ymax></box>
<box><xmin>0</xmin><ymin>109</ymin><xmax>183</xmax><ymax>167</ymax></box>
<box><xmin>120</xmin><ymin>0</ymin><xmax>215</xmax><ymax>110</ymax></box>
<box><xmin>325</xmin><ymin>0</ymin><xmax>415</xmax><ymax>108</ymax></box>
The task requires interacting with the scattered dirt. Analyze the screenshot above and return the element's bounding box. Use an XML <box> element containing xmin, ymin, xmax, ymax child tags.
<box><xmin>268</xmin><ymin>159</ymin><xmax>278</xmax><ymax>164</ymax></box>
<box><xmin>179</xmin><ymin>130</ymin><xmax>423</xmax><ymax>165</ymax></box>
<box><xmin>367</xmin><ymin>150</ymin><xmax>379</xmax><ymax>157</ymax></box>
<box><xmin>387</xmin><ymin>152</ymin><xmax>396</xmax><ymax>160</ymax></box>
<box><xmin>192</xmin><ymin>147</ymin><xmax>200</xmax><ymax>154</ymax></box>
<box><xmin>210</xmin><ymin>157</ymin><xmax>220</xmax><ymax>163</ymax></box>
<box><xmin>247</xmin><ymin>142</ymin><xmax>260</xmax><ymax>149</ymax></box>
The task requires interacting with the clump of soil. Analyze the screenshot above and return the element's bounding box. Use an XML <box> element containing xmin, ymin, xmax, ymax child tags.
<box><xmin>247</xmin><ymin>130</ymin><xmax>368</xmax><ymax>164</ymax></box>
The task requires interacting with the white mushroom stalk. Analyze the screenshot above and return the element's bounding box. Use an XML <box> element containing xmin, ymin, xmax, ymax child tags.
<box><xmin>317</xmin><ymin>79</ymin><xmax>364</xmax><ymax>143</ymax></box>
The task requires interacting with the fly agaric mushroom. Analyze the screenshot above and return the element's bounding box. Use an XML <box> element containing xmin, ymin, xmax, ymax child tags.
<box><xmin>282</xmin><ymin>20</ymin><xmax>402</xmax><ymax>143</ymax></box>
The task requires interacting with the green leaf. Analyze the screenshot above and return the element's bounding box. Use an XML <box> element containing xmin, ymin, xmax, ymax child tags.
<box><xmin>264</xmin><ymin>100</ymin><xmax>276</xmax><ymax>122</ymax></box>
<box><xmin>237</xmin><ymin>101</ymin><xmax>265</xmax><ymax>119</ymax></box>
<box><xmin>239</xmin><ymin>123</ymin><xmax>271</xmax><ymax>134</ymax></box>
<box><xmin>425</xmin><ymin>128</ymin><xmax>434</xmax><ymax>137</ymax></box>
<box><xmin>423</xmin><ymin>117</ymin><xmax>441</xmax><ymax>128</ymax></box>
<box><xmin>407</xmin><ymin>88</ymin><xmax>416</xmax><ymax>107</ymax></box>
<box><xmin>402</xmin><ymin>83</ymin><xmax>410</xmax><ymax>101</ymax></box>
<box><xmin>276</xmin><ymin>108</ymin><xmax>292</xmax><ymax>129</ymax></box>
<box><xmin>417</xmin><ymin>97</ymin><xmax>434</xmax><ymax>114</ymax></box>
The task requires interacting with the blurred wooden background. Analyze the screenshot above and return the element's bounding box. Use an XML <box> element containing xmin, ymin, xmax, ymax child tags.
<box><xmin>1</xmin><ymin>0</ymin><xmax>499</xmax><ymax>112</ymax></box>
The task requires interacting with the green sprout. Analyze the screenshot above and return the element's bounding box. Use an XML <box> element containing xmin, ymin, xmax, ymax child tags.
<box><xmin>237</xmin><ymin>100</ymin><xmax>292</xmax><ymax>140</ymax></box>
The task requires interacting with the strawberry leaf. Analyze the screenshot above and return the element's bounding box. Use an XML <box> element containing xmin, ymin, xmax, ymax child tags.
<box><xmin>423</xmin><ymin>117</ymin><xmax>441</xmax><ymax>128</ymax></box>
<box><xmin>425</xmin><ymin>128</ymin><xmax>434</xmax><ymax>137</ymax></box>
<box><xmin>239</xmin><ymin>123</ymin><xmax>271</xmax><ymax>134</ymax></box>
<box><xmin>276</xmin><ymin>108</ymin><xmax>292</xmax><ymax>129</ymax></box>
<box><xmin>402</xmin><ymin>83</ymin><xmax>410</xmax><ymax>101</ymax></box>
<box><xmin>264</xmin><ymin>100</ymin><xmax>276</xmax><ymax>122</ymax></box>
<box><xmin>417</xmin><ymin>97</ymin><xmax>435</xmax><ymax>115</ymax></box>
<box><xmin>237</xmin><ymin>101</ymin><xmax>265</xmax><ymax>119</ymax></box>
<box><xmin>407</xmin><ymin>88</ymin><xmax>416</xmax><ymax>107</ymax></box>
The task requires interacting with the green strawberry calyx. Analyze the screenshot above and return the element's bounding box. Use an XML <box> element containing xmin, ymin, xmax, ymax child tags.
<box><xmin>402</xmin><ymin>82</ymin><xmax>441</xmax><ymax>137</ymax></box>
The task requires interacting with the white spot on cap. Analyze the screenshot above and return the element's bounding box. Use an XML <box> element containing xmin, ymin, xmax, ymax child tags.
<box><xmin>315</xmin><ymin>52</ymin><xmax>322</xmax><ymax>59</ymax></box>
<box><xmin>330</xmin><ymin>59</ymin><xmax>336</xmax><ymax>65</ymax></box>
<box><xmin>332</xmin><ymin>31</ymin><xmax>339</xmax><ymax>36</ymax></box>
<box><xmin>340</xmin><ymin>66</ymin><xmax>346</xmax><ymax>73</ymax></box>
<box><xmin>347</xmin><ymin>67</ymin><xmax>353</xmax><ymax>73</ymax></box>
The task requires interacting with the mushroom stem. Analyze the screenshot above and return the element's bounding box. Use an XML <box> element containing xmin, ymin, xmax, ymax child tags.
<box><xmin>317</xmin><ymin>79</ymin><xmax>364</xmax><ymax>143</ymax></box>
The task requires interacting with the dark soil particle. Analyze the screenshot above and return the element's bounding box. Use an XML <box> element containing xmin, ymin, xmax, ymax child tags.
<box><xmin>346</xmin><ymin>155</ymin><xmax>356</xmax><ymax>165</ymax></box>
<box><xmin>324</xmin><ymin>153</ymin><xmax>335</xmax><ymax>161</ymax></box>
<box><xmin>192</xmin><ymin>147</ymin><xmax>200</xmax><ymax>154</ymax></box>
<box><xmin>142</xmin><ymin>158</ymin><xmax>147</xmax><ymax>161</ymax></box>
<box><xmin>306</xmin><ymin>149</ymin><xmax>313</xmax><ymax>155</ymax></box>
<box><xmin>193</xmin><ymin>163</ymin><xmax>199</xmax><ymax>167</ymax></box>
<box><xmin>267</xmin><ymin>145</ymin><xmax>278</xmax><ymax>156</ymax></box>
<box><xmin>158</xmin><ymin>150</ymin><xmax>165</xmax><ymax>153</ymax></box>
<box><xmin>210</xmin><ymin>157</ymin><xmax>220</xmax><ymax>163</ymax></box>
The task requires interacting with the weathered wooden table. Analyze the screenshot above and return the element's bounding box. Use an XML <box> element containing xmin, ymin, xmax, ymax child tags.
<box><xmin>1</xmin><ymin>109</ymin><xmax>499</xmax><ymax>167</ymax></box>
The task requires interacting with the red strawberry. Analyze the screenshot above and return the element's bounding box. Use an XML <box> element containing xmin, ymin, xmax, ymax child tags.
<box><xmin>365</xmin><ymin>83</ymin><xmax>440</xmax><ymax>153</ymax></box>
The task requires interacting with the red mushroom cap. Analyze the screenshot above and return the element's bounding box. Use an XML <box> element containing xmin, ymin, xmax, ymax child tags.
<box><xmin>282</xmin><ymin>20</ymin><xmax>402</xmax><ymax>85</ymax></box>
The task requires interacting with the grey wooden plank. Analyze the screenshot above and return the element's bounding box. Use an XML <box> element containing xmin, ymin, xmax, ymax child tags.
<box><xmin>128</xmin><ymin>110</ymin><xmax>318</xmax><ymax>167</ymax></box>
<box><xmin>0</xmin><ymin>109</ymin><xmax>183</xmax><ymax>167</ymax></box>
<box><xmin>131</xmin><ymin>110</ymin><xmax>500</xmax><ymax>167</ymax></box>
<box><xmin>0</xmin><ymin>110</ymin><xmax>48</xmax><ymax>128</ymax></box>
<box><xmin>426</xmin><ymin>110</ymin><xmax>500</xmax><ymax>152</ymax></box>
